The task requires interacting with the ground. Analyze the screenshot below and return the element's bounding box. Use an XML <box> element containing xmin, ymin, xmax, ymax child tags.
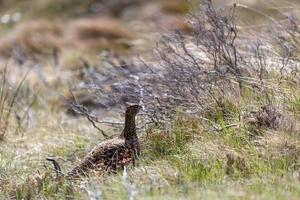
<box><xmin>0</xmin><ymin>0</ymin><xmax>300</xmax><ymax>199</ymax></box>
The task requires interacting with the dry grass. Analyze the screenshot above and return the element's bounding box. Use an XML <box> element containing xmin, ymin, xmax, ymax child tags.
<box><xmin>59</xmin><ymin>49</ymin><xmax>99</xmax><ymax>70</ymax></box>
<box><xmin>0</xmin><ymin>17</ymin><xmax>137</xmax><ymax>61</ymax></box>
<box><xmin>64</xmin><ymin>18</ymin><xmax>136</xmax><ymax>52</ymax></box>
<box><xmin>161</xmin><ymin>0</ymin><xmax>191</xmax><ymax>14</ymax></box>
<box><xmin>0</xmin><ymin>0</ymin><xmax>300</xmax><ymax>199</ymax></box>
<box><xmin>0</xmin><ymin>20</ymin><xmax>62</xmax><ymax>59</ymax></box>
<box><xmin>0</xmin><ymin>0</ymin><xmax>97</xmax><ymax>19</ymax></box>
<box><xmin>163</xmin><ymin>16</ymin><xmax>193</xmax><ymax>34</ymax></box>
<box><xmin>2</xmin><ymin>102</ymin><xmax>299</xmax><ymax>199</ymax></box>
<box><xmin>0</xmin><ymin>64</ymin><xmax>300</xmax><ymax>199</ymax></box>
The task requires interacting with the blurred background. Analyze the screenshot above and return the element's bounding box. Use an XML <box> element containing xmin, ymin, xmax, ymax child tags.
<box><xmin>0</xmin><ymin>1</ymin><xmax>297</xmax><ymax>84</ymax></box>
<box><xmin>0</xmin><ymin>0</ymin><xmax>298</xmax><ymax>131</ymax></box>
<box><xmin>0</xmin><ymin>0</ymin><xmax>299</xmax><ymax>66</ymax></box>
<box><xmin>0</xmin><ymin>0</ymin><xmax>298</xmax><ymax>125</ymax></box>
<box><xmin>0</xmin><ymin>0</ymin><xmax>297</xmax><ymax>96</ymax></box>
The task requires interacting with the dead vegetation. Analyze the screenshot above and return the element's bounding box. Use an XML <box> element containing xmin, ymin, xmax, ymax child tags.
<box><xmin>0</xmin><ymin>65</ymin><xmax>33</xmax><ymax>140</ymax></box>
<box><xmin>128</xmin><ymin>2</ymin><xmax>300</xmax><ymax>130</ymax></box>
<box><xmin>245</xmin><ymin>105</ymin><xmax>284</xmax><ymax>130</ymax></box>
<box><xmin>0</xmin><ymin>0</ymin><xmax>300</xmax><ymax>199</ymax></box>
<box><xmin>161</xmin><ymin>0</ymin><xmax>191</xmax><ymax>14</ymax></box>
<box><xmin>65</xmin><ymin>18</ymin><xmax>136</xmax><ymax>52</ymax></box>
<box><xmin>0</xmin><ymin>0</ymin><xmax>142</xmax><ymax>19</ymax></box>
<box><xmin>0</xmin><ymin>17</ymin><xmax>136</xmax><ymax>62</ymax></box>
<box><xmin>0</xmin><ymin>20</ymin><xmax>62</xmax><ymax>61</ymax></box>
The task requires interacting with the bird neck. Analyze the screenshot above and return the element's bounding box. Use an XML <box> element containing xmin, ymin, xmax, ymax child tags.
<box><xmin>123</xmin><ymin>113</ymin><xmax>137</xmax><ymax>141</ymax></box>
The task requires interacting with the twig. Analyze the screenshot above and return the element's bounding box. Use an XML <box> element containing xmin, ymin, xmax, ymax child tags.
<box><xmin>212</xmin><ymin>122</ymin><xmax>242</xmax><ymax>132</ymax></box>
<box><xmin>61</xmin><ymin>90</ymin><xmax>110</xmax><ymax>138</ymax></box>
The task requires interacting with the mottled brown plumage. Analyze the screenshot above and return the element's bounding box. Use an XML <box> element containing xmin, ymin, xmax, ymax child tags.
<box><xmin>48</xmin><ymin>105</ymin><xmax>141</xmax><ymax>179</ymax></box>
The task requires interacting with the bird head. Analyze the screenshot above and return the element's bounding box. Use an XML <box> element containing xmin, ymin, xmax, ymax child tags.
<box><xmin>126</xmin><ymin>104</ymin><xmax>141</xmax><ymax>117</ymax></box>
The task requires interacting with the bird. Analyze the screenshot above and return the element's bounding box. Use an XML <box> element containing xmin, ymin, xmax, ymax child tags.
<box><xmin>47</xmin><ymin>104</ymin><xmax>141</xmax><ymax>179</ymax></box>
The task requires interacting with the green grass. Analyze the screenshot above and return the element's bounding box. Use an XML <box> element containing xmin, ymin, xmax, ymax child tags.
<box><xmin>0</xmin><ymin>56</ymin><xmax>299</xmax><ymax>200</ymax></box>
<box><xmin>0</xmin><ymin>86</ymin><xmax>299</xmax><ymax>199</ymax></box>
<box><xmin>0</xmin><ymin>0</ymin><xmax>300</xmax><ymax>199</ymax></box>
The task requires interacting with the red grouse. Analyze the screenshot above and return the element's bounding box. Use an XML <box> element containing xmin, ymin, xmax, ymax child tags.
<box><xmin>47</xmin><ymin>104</ymin><xmax>141</xmax><ymax>179</ymax></box>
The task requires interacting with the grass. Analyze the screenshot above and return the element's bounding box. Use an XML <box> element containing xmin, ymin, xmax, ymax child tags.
<box><xmin>0</xmin><ymin>65</ymin><xmax>29</xmax><ymax>140</ymax></box>
<box><xmin>0</xmin><ymin>0</ymin><xmax>99</xmax><ymax>20</ymax></box>
<box><xmin>0</xmin><ymin>20</ymin><xmax>62</xmax><ymax>59</ymax></box>
<box><xmin>1</xmin><ymin>76</ymin><xmax>299</xmax><ymax>199</ymax></box>
<box><xmin>0</xmin><ymin>17</ymin><xmax>135</xmax><ymax>60</ymax></box>
<box><xmin>0</xmin><ymin>0</ymin><xmax>299</xmax><ymax>199</ymax></box>
<box><xmin>65</xmin><ymin>18</ymin><xmax>136</xmax><ymax>52</ymax></box>
<box><xmin>161</xmin><ymin>0</ymin><xmax>192</xmax><ymax>14</ymax></box>
<box><xmin>0</xmin><ymin>93</ymin><xmax>299</xmax><ymax>199</ymax></box>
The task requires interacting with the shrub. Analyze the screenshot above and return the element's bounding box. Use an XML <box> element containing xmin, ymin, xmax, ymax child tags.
<box><xmin>135</xmin><ymin>1</ymin><xmax>300</xmax><ymax>128</ymax></box>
